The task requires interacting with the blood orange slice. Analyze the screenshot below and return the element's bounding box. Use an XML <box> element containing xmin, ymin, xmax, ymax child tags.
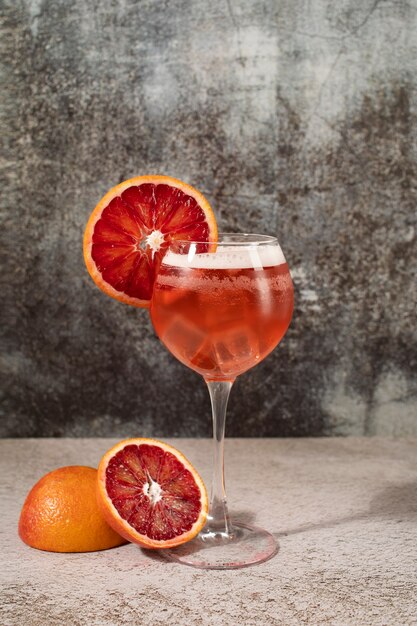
<box><xmin>83</xmin><ymin>175</ymin><xmax>217</xmax><ymax>307</ymax></box>
<box><xmin>97</xmin><ymin>439</ymin><xmax>208</xmax><ymax>549</ymax></box>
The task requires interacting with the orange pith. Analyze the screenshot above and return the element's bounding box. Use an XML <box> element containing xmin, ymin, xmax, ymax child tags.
<box><xmin>97</xmin><ymin>438</ymin><xmax>208</xmax><ymax>549</ymax></box>
<box><xmin>18</xmin><ymin>466</ymin><xmax>127</xmax><ymax>553</ymax></box>
<box><xmin>83</xmin><ymin>175</ymin><xmax>217</xmax><ymax>307</ymax></box>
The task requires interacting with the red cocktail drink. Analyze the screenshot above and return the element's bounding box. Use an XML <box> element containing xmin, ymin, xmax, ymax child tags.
<box><xmin>151</xmin><ymin>247</ymin><xmax>293</xmax><ymax>381</ymax></box>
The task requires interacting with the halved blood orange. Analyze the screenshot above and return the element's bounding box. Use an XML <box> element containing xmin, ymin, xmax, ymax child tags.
<box><xmin>83</xmin><ymin>175</ymin><xmax>217</xmax><ymax>307</ymax></box>
<box><xmin>97</xmin><ymin>438</ymin><xmax>208</xmax><ymax>549</ymax></box>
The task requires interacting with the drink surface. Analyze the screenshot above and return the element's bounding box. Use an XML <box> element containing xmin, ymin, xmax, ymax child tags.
<box><xmin>150</xmin><ymin>247</ymin><xmax>294</xmax><ymax>381</ymax></box>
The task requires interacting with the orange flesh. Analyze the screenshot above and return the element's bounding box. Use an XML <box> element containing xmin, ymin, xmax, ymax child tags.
<box><xmin>91</xmin><ymin>183</ymin><xmax>212</xmax><ymax>301</ymax></box>
<box><xmin>105</xmin><ymin>444</ymin><xmax>203</xmax><ymax>541</ymax></box>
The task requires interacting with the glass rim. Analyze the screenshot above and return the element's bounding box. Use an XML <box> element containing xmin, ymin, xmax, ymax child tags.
<box><xmin>172</xmin><ymin>233</ymin><xmax>278</xmax><ymax>246</ymax></box>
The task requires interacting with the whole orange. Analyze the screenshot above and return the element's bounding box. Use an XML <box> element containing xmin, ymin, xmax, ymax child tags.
<box><xmin>18</xmin><ymin>466</ymin><xmax>127</xmax><ymax>552</ymax></box>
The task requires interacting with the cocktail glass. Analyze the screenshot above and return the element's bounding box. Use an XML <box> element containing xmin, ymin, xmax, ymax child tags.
<box><xmin>150</xmin><ymin>233</ymin><xmax>294</xmax><ymax>569</ymax></box>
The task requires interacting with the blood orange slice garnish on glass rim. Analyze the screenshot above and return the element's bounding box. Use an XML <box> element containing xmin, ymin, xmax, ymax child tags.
<box><xmin>83</xmin><ymin>175</ymin><xmax>217</xmax><ymax>307</ymax></box>
<box><xmin>97</xmin><ymin>438</ymin><xmax>208</xmax><ymax>549</ymax></box>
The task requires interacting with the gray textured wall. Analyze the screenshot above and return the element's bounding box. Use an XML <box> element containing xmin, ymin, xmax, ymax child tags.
<box><xmin>1</xmin><ymin>0</ymin><xmax>416</xmax><ymax>437</ymax></box>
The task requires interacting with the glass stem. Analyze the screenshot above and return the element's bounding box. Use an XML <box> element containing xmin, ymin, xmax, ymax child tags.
<box><xmin>205</xmin><ymin>380</ymin><xmax>234</xmax><ymax>536</ymax></box>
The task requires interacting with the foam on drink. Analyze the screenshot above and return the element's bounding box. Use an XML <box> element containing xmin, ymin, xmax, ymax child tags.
<box><xmin>157</xmin><ymin>246</ymin><xmax>291</xmax><ymax>294</ymax></box>
<box><xmin>162</xmin><ymin>245</ymin><xmax>286</xmax><ymax>270</ymax></box>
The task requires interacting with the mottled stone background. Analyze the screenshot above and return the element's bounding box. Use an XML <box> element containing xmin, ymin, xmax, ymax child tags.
<box><xmin>1</xmin><ymin>0</ymin><xmax>416</xmax><ymax>437</ymax></box>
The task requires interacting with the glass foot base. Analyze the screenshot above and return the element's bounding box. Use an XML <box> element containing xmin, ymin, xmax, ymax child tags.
<box><xmin>161</xmin><ymin>522</ymin><xmax>279</xmax><ymax>570</ymax></box>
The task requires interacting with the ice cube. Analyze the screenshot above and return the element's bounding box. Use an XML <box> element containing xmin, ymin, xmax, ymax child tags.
<box><xmin>212</xmin><ymin>326</ymin><xmax>260</xmax><ymax>376</ymax></box>
<box><xmin>190</xmin><ymin>339</ymin><xmax>217</xmax><ymax>373</ymax></box>
<box><xmin>162</xmin><ymin>316</ymin><xmax>206</xmax><ymax>364</ymax></box>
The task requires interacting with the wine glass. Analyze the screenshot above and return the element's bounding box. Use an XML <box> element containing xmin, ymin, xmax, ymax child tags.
<box><xmin>150</xmin><ymin>233</ymin><xmax>294</xmax><ymax>569</ymax></box>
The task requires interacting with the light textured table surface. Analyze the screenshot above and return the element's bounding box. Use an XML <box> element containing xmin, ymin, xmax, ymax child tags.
<box><xmin>1</xmin><ymin>438</ymin><xmax>416</xmax><ymax>625</ymax></box>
